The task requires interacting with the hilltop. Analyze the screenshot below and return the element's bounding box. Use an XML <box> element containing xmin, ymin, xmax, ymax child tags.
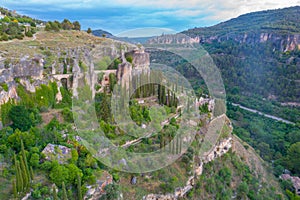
<box><xmin>183</xmin><ymin>6</ymin><xmax>300</xmax><ymax>38</ymax></box>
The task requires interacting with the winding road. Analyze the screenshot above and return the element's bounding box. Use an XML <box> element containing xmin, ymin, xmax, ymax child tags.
<box><xmin>231</xmin><ymin>103</ymin><xmax>295</xmax><ymax>125</ymax></box>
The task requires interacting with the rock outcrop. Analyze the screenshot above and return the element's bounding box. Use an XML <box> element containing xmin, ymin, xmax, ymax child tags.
<box><xmin>116</xmin><ymin>48</ymin><xmax>150</xmax><ymax>85</ymax></box>
<box><xmin>12</xmin><ymin>55</ymin><xmax>44</xmax><ymax>78</ymax></box>
<box><xmin>143</xmin><ymin>137</ymin><xmax>233</xmax><ymax>200</ymax></box>
<box><xmin>148</xmin><ymin>34</ymin><xmax>200</xmax><ymax>44</ymax></box>
<box><xmin>149</xmin><ymin>32</ymin><xmax>300</xmax><ymax>52</ymax></box>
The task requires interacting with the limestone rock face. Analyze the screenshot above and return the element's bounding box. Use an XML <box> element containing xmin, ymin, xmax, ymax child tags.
<box><xmin>12</xmin><ymin>55</ymin><xmax>44</xmax><ymax>78</ymax></box>
<box><xmin>148</xmin><ymin>34</ymin><xmax>200</xmax><ymax>44</ymax></box>
<box><xmin>116</xmin><ymin>61</ymin><xmax>132</xmax><ymax>82</ymax></box>
<box><xmin>55</xmin><ymin>87</ymin><xmax>63</xmax><ymax>102</ymax></box>
<box><xmin>20</xmin><ymin>79</ymin><xmax>36</xmax><ymax>93</ymax></box>
<box><xmin>149</xmin><ymin>32</ymin><xmax>300</xmax><ymax>52</ymax></box>
<box><xmin>117</xmin><ymin>48</ymin><xmax>150</xmax><ymax>84</ymax></box>
<box><xmin>131</xmin><ymin>49</ymin><xmax>150</xmax><ymax>69</ymax></box>
<box><xmin>0</xmin><ymin>84</ymin><xmax>18</xmax><ymax>105</ymax></box>
<box><xmin>203</xmin><ymin>137</ymin><xmax>233</xmax><ymax>163</ymax></box>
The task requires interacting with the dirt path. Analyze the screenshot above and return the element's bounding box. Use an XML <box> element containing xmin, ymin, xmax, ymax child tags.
<box><xmin>40</xmin><ymin>109</ymin><xmax>64</xmax><ymax>124</ymax></box>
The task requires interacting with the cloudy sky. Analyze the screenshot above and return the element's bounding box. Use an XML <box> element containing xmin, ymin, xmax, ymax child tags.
<box><xmin>1</xmin><ymin>0</ymin><xmax>300</xmax><ymax>36</ymax></box>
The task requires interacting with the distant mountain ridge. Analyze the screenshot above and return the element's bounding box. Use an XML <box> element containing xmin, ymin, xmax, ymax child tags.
<box><xmin>183</xmin><ymin>6</ymin><xmax>300</xmax><ymax>35</ymax></box>
<box><xmin>92</xmin><ymin>28</ymin><xmax>154</xmax><ymax>44</ymax></box>
<box><xmin>182</xmin><ymin>6</ymin><xmax>300</xmax><ymax>51</ymax></box>
<box><xmin>92</xmin><ymin>29</ymin><xmax>114</xmax><ymax>38</ymax></box>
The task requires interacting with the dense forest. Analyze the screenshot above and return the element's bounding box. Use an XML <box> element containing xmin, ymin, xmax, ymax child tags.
<box><xmin>147</xmin><ymin>7</ymin><xmax>300</xmax><ymax>199</ymax></box>
<box><xmin>182</xmin><ymin>6</ymin><xmax>300</xmax><ymax>123</ymax></box>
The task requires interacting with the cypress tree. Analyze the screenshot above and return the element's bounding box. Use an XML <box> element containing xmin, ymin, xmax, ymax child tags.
<box><xmin>62</xmin><ymin>182</ymin><xmax>68</xmax><ymax>200</ymax></box>
<box><xmin>30</xmin><ymin>166</ymin><xmax>34</xmax><ymax>180</ymax></box>
<box><xmin>162</xmin><ymin>86</ymin><xmax>166</xmax><ymax>105</ymax></box>
<box><xmin>77</xmin><ymin>174</ymin><xmax>82</xmax><ymax>200</ymax></box>
<box><xmin>167</xmin><ymin>89</ymin><xmax>170</xmax><ymax>106</ymax></box>
<box><xmin>179</xmin><ymin>135</ymin><xmax>182</xmax><ymax>154</ymax></box>
<box><xmin>176</xmin><ymin>135</ymin><xmax>179</xmax><ymax>154</ymax></box>
<box><xmin>14</xmin><ymin>155</ymin><xmax>20</xmax><ymax>193</ymax></box>
<box><xmin>16</xmin><ymin>161</ymin><xmax>23</xmax><ymax>193</ymax></box>
<box><xmin>21</xmin><ymin>140</ymin><xmax>30</xmax><ymax>182</ymax></box>
<box><xmin>158</xmin><ymin>84</ymin><xmax>161</xmax><ymax>104</ymax></box>
<box><xmin>168</xmin><ymin>135</ymin><xmax>172</xmax><ymax>153</ymax></box>
<box><xmin>52</xmin><ymin>185</ymin><xmax>58</xmax><ymax>200</ymax></box>
<box><xmin>187</xmin><ymin>97</ymin><xmax>190</xmax><ymax>113</ymax></box>
<box><xmin>12</xmin><ymin>179</ymin><xmax>17</xmax><ymax>198</ymax></box>
<box><xmin>172</xmin><ymin>139</ymin><xmax>175</xmax><ymax>154</ymax></box>
<box><xmin>159</xmin><ymin>134</ymin><xmax>163</xmax><ymax>149</ymax></box>
<box><xmin>152</xmin><ymin>83</ymin><xmax>155</xmax><ymax>96</ymax></box>
<box><xmin>20</xmin><ymin>156</ymin><xmax>29</xmax><ymax>191</ymax></box>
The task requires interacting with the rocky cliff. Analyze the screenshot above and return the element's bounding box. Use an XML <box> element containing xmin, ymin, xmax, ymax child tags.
<box><xmin>149</xmin><ymin>32</ymin><xmax>300</xmax><ymax>52</ymax></box>
<box><xmin>149</xmin><ymin>6</ymin><xmax>300</xmax><ymax>52</ymax></box>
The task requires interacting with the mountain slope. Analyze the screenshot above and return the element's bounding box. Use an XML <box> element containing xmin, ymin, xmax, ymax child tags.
<box><xmin>180</xmin><ymin>6</ymin><xmax>300</xmax><ymax>123</ymax></box>
<box><xmin>183</xmin><ymin>6</ymin><xmax>300</xmax><ymax>39</ymax></box>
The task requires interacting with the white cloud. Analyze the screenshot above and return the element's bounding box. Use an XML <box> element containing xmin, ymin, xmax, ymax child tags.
<box><xmin>4</xmin><ymin>0</ymin><xmax>300</xmax><ymax>17</ymax></box>
<box><xmin>203</xmin><ymin>0</ymin><xmax>300</xmax><ymax>21</ymax></box>
<box><xmin>2</xmin><ymin>0</ymin><xmax>300</xmax><ymax>33</ymax></box>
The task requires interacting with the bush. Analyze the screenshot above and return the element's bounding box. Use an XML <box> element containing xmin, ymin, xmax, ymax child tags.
<box><xmin>62</xmin><ymin>108</ymin><xmax>73</xmax><ymax>123</ymax></box>
<box><xmin>25</xmin><ymin>30</ymin><xmax>33</xmax><ymax>37</ymax></box>
<box><xmin>9</xmin><ymin>105</ymin><xmax>33</xmax><ymax>131</ymax></box>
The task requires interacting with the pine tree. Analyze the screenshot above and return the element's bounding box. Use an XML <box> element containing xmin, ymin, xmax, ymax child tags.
<box><xmin>62</xmin><ymin>182</ymin><xmax>68</xmax><ymax>200</ymax></box>
<box><xmin>52</xmin><ymin>185</ymin><xmax>58</xmax><ymax>200</ymax></box>
<box><xmin>77</xmin><ymin>174</ymin><xmax>82</xmax><ymax>200</ymax></box>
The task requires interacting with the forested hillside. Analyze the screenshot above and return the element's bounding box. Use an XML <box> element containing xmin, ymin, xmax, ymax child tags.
<box><xmin>182</xmin><ymin>6</ymin><xmax>300</xmax><ymax>123</ymax></box>
<box><xmin>183</xmin><ymin>6</ymin><xmax>300</xmax><ymax>37</ymax></box>
<box><xmin>147</xmin><ymin>7</ymin><xmax>300</xmax><ymax>199</ymax></box>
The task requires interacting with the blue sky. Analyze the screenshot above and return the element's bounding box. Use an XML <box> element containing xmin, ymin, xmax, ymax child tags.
<box><xmin>1</xmin><ymin>0</ymin><xmax>300</xmax><ymax>36</ymax></box>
